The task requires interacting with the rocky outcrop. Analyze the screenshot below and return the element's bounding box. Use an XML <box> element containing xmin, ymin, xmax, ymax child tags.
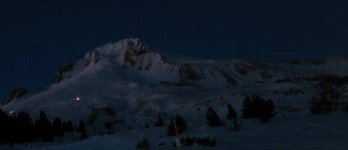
<box><xmin>179</xmin><ymin>65</ymin><xmax>202</xmax><ymax>81</ymax></box>
<box><xmin>1</xmin><ymin>87</ymin><xmax>28</xmax><ymax>105</ymax></box>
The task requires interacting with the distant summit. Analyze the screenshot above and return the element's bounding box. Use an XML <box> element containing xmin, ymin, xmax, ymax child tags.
<box><xmin>84</xmin><ymin>38</ymin><xmax>154</xmax><ymax>66</ymax></box>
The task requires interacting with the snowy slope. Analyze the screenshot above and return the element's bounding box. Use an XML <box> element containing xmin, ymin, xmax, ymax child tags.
<box><xmin>2</xmin><ymin>38</ymin><xmax>348</xmax><ymax>123</ymax></box>
<box><xmin>1</xmin><ymin>38</ymin><xmax>251</xmax><ymax>122</ymax></box>
<box><xmin>1</xmin><ymin>38</ymin><xmax>348</xmax><ymax>149</ymax></box>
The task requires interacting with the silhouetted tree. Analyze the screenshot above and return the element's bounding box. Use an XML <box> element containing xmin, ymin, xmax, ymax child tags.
<box><xmin>52</xmin><ymin>117</ymin><xmax>64</xmax><ymax>137</ymax></box>
<box><xmin>167</xmin><ymin>115</ymin><xmax>187</xmax><ymax>136</ymax></box>
<box><xmin>0</xmin><ymin>109</ymin><xmax>75</xmax><ymax>144</ymax></box>
<box><xmin>88</xmin><ymin>107</ymin><xmax>99</xmax><ymax>135</ymax></box>
<box><xmin>79</xmin><ymin>120</ymin><xmax>87</xmax><ymax>139</ymax></box>
<box><xmin>63</xmin><ymin>120</ymin><xmax>75</xmax><ymax>133</ymax></box>
<box><xmin>14</xmin><ymin>112</ymin><xmax>35</xmax><ymax>143</ymax></box>
<box><xmin>226</xmin><ymin>104</ymin><xmax>237</xmax><ymax>120</ymax></box>
<box><xmin>0</xmin><ymin>109</ymin><xmax>11</xmax><ymax>144</ymax></box>
<box><xmin>206</xmin><ymin>107</ymin><xmax>223</xmax><ymax>127</ymax></box>
<box><xmin>35</xmin><ymin>111</ymin><xmax>53</xmax><ymax>142</ymax></box>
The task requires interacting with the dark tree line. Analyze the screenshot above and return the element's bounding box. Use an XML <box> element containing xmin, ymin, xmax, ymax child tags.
<box><xmin>0</xmin><ymin>109</ymin><xmax>87</xmax><ymax>145</ymax></box>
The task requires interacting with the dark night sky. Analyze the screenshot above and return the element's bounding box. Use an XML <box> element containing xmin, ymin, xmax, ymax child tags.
<box><xmin>1</xmin><ymin>0</ymin><xmax>348</xmax><ymax>97</ymax></box>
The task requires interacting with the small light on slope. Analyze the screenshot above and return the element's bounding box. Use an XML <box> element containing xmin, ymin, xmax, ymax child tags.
<box><xmin>76</xmin><ymin>97</ymin><xmax>81</xmax><ymax>101</ymax></box>
<box><xmin>9</xmin><ymin>110</ymin><xmax>15</xmax><ymax>114</ymax></box>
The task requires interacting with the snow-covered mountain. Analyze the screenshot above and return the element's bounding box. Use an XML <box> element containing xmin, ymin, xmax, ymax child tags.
<box><xmin>2</xmin><ymin>38</ymin><xmax>348</xmax><ymax>122</ymax></box>
<box><xmin>2</xmin><ymin>38</ymin><xmax>348</xmax><ymax>149</ymax></box>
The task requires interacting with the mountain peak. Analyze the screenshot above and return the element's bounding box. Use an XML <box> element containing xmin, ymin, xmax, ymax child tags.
<box><xmin>96</xmin><ymin>38</ymin><xmax>151</xmax><ymax>56</ymax></box>
<box><xmin>84</xmin><ymin>38</ymin><xmax>154</xmax><ymax>66</ymax></box>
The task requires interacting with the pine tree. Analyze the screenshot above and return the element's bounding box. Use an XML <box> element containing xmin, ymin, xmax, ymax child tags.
<box><xmin>53</xmin><ymin>117</ymin><xmax>64</xmax><ymax>137</ymax></box>
<box><xmin>35</xmin><ymin>111</ymin><xmax>53</xmax><ymax>142</ymax></box>
<box><xmin>226</xmin><ymin>104</ymin><xmax>237</xmax><ymax>120</ymax></box>
<box><xmin>206</xmin><ymin>107</ymin><xmax>222</xmax><ymax>127</ymax></box>
<box><xmin>79</xmin><ymin>120</ymin><xmax>87</xmax><ymax>139</ymax></box>
<box><xmin>89</xmin><ymin>107</ymin><xmax>99</xmax><ymax>135</ymax></box>
<box><xmin>63</xmin><ymin>120</ymin><xmax>75</xmax><ymax>133</ymax></box>
<box><xmin>0</xmin><ymin>109</ymin><xmax>10</xmax><ymax>144</ymax></box>
<box><xmin>15</xmin><ymin>112</ymin><xmax>35</xmax><ymax>143</ymax></box>
<box><xmin>167</xmin><ymin>115</ymin><xmax>187</xmax><ymax>136</ymax></box>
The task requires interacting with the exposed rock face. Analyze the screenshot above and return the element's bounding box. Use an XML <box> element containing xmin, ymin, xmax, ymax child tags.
<box><xmin>179</xmin><ymin>65</ymin><xmax>202</xmax><ymax>81</ymax></box>
<box><xmin>1</xmin><ymin>87</ymin><xmax>28</xmax><ymax>105</ymax></box>
<box><xmin>82</xmin><ymin>38</ymin><xmax>156</xmax><ymax>67</ymax></box>
<box><xmin>124</xmin><ymin>48</ymin><xmax>137</xmax><ymax>66</ymax></box>
<box><xmin>52</xmin><ymin>64</ymin><xmax>74</xmax><ymax>84</ymax></box>
<box><xmin>122</xmin><ymin>39</ymin><xmax>153</xmax><ymax>66</ymax></box>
